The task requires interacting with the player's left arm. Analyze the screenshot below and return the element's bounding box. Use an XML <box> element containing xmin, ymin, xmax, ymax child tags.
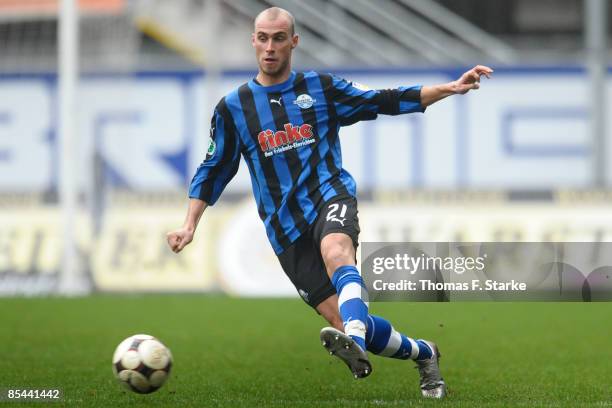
<box><xmin>421</xmin><ymin>65</ymin><xmax>493</xmax><ymax>108</ymax></box>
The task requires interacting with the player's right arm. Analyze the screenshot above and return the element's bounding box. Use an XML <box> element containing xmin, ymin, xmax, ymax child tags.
<box><xmin>167</xmin><ymin>100</ymin><xmax>241</xmax><ymax>254</ymax></box>
<box><xmin>167</xmin><ymin>198</ymin><xmax>207</xmax><ymax>253</ymax></box>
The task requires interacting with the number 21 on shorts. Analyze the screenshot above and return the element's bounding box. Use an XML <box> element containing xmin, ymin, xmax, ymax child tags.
<box><xmin>326</xmin><ymin>203</ymin><xmax>347</xmax><ymax>226</ymax></box>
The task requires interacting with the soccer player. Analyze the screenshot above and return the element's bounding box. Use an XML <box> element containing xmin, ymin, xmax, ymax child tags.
<box><xmin>167</xmin><ymin>7</ymin><xmax>492</xmax><ymax>399</ymax></box>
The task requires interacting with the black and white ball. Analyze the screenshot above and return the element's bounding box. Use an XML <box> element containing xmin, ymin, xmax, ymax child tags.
<box><xmin>112</xmin><ymin>334</ymin><xmax>173</xmax><ymax>394</ymax></box>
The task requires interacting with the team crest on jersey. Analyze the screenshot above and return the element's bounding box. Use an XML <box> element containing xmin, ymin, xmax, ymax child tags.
<box><xmin>293</xmin><ymin>94</ymin><xmax>316</xmax><ymax>109</ymax></box>
<box><xmin>258</xmin><ymin>123</ymin><xmax>315</xmax><ymax>157</ymax></box>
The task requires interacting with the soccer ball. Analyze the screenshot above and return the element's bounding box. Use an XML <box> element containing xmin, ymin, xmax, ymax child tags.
<box><xmin>112</xmin><ymin>334</ymin><xmax>173</xmax><ymax>394</ymax></box>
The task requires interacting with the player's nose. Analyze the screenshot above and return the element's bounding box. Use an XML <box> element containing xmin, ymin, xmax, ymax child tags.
<box><xmin>265</xmin><ymin>39</ymin><xmax>275</xmax><ymax>52</ymax></box>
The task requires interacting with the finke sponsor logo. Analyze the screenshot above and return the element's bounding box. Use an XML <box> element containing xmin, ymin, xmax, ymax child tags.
<box><xmin>258</xmin><ymin>123</ymin><xmax>315</xmax><ymax>157</ymax></box>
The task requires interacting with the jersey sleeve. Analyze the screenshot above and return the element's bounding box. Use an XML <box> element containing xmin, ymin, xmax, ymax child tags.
<box><xmin>330</xmin><ymin>75</ymin><xmax>425</xmax><ymax>126</ymax></box>
<box><xmin>188</xmin><ymin>103</ymin><xmax>240</xmax><ymax>205</ymax></box>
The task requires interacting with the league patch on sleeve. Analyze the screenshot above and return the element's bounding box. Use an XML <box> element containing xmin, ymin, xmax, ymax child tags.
<box><xmin>205</xmin><ymin>134</ymin><xmax>216</xmax><ymax>161</ymax></box>
<box><xmin>351</xmin><ymin>81</ymin><xmax>371</xmax><ymax>91</ymax></box>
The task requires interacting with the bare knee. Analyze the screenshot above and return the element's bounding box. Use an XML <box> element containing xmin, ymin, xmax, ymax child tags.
<box><xmin>320</xmin><ymin>233</ymin><xmax>355</xmax><ymax>277</ymax></box>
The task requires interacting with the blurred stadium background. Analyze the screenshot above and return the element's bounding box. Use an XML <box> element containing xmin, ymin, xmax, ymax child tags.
<box><xmin>0</xmin><ymin>0</ymin><xmax>610</xmax><ymax>297</ymax></box>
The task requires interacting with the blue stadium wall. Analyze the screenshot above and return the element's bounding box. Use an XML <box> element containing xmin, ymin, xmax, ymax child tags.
<box><xmin>1</xmin><ymin>67</ymin><xmax>612</xmax><ymax>193</ymax></box>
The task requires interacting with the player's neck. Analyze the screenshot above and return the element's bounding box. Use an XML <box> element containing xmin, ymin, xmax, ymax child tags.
<box><xmin>256</xmin><ymin>69</ymin><xmax>292</xmax><ymax>87</ymax></box>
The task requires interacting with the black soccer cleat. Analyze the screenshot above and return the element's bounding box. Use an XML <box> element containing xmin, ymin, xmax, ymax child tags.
<box><xmin>415</xmin><ymin>340</ymin><xmax>447</xmax><ymax>399</ymax></box>
<box><xmin>320</xmin><ymin>327</ymin><xmax>372</xmax><ymax>379</ymax></box>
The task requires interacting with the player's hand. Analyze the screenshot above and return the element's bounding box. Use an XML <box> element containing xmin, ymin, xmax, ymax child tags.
<box><xmin>453</xmin><ymin>65</ymin><xmax>493</xmax><ymax>94</ymax></box>
<box><xmin>166</xmin><ymin>228</ymin><xmax>194</xmax><ymax>253</ymax></box>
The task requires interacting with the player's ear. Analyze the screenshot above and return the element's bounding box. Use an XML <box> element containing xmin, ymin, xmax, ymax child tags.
<box><xmin>251</xmin><ymin>33</ymin><xmax>256</xmax><ymax>47</ymax></box>
<box><xmin>291</xmin><ymin>34</ymin><xmax>299</xmax><ymax>49</ymax></box>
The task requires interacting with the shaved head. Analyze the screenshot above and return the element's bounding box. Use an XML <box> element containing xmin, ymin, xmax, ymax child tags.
<box><xmin>254</xmin><ymin>7</ymin><xmax>295</xmax><ymax>36</ymax></box>
<box><xmin>252</xmin><ymin>6</ymin><xmax>298</xmax><ymax>85</ymax></box>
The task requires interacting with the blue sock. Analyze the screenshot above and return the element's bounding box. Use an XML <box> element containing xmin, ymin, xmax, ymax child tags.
<box><xmin>365</xmin><ymin>314</ymin><xmax>433</xmax><ymax>360</ymax></box>
<box><xmin>331</xmin><ymin>265</ymin><xmax>368</xmax><ymax>351</ymax></box>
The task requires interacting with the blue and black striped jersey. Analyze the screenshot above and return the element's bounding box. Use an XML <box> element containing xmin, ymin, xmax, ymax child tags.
<box><xmin>189</xmin><ymin>71</ymin><xmax>424</xmax><ymax>254</ymax></box>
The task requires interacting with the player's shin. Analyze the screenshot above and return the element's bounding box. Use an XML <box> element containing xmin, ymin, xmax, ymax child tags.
<box><xmin>331</xmin><ymin>265</ymin><xmax>368</xmax><ymax>351</ymax></box>
<box><xmin>365</xmin><ymin>315</ymin><xmax>433</xmax><ymax>360</ymax></box>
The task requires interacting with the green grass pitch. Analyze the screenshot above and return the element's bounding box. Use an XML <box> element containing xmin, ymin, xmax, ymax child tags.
<box><xmin>0</xmin><ymin>296</ymin><xmax>610</xmax><ymax>407</ymax></box>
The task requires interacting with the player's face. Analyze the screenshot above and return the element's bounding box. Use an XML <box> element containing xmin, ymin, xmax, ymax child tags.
<box><xmin>252</xmin><ymin>17</ymin><xmax>298</xmax><ymax>79</ymax></box>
